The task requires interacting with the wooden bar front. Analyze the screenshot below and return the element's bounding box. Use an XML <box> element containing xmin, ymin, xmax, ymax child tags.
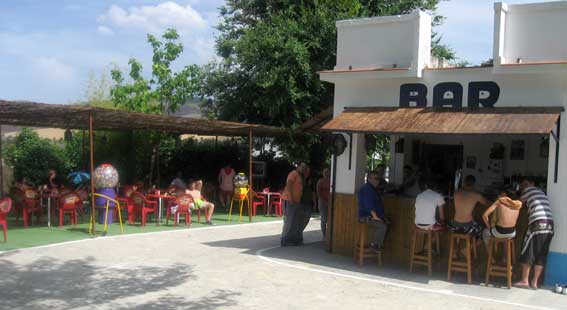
<box><xmin>331</xmin><ymin>193</ymin><xmax>528</xmax><ymax>272</ymax></box>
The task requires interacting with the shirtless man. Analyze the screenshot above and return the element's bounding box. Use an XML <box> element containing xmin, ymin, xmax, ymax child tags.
<box><xmin>451</xmin><ymin>175</ymin><xmax>488</xmax><ymax>239</ymax></box>
<box><xmin>186</xmin><ymin>179</ymin><xmax>215</xmax><ymax>225</ymax></box>
<box><xmin>482</xmin><ymin>186</ymin><xmax>522</xmax><ymax>252</ymax></box>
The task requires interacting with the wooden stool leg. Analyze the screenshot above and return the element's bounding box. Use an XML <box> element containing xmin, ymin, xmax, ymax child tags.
<box><xmin>377</xmin><ymin>251</ymin><xmax>382</xmax><ymax>267</ymax></box>
<box><xmin>485</xmin><ymin>238</ymin><xmax>494</xmax><ymax>285</ymax></box>
<box><xmin>506</xmin><ymin>240</ymin><xmax>512</xmax><ymax>289</ymax></box>
<box><xmin>447</xmin><ymin>234</ymin><xmax>454</xmax><ymax>281</ymax></box>
<box><xmin>511</xmin><ymin>240</ymin><xmax>516</xmax><ymax>265</ymax></box>
<box><xmin>427</xmin><ymin>232</ymin><xmax>433</xmax><ymax>276</ymax></box>
<box><xmin>472</xmin><ymin>237</ymin><xmax>477</xmax><ymax>259</ymax></box>
<box><xmin>410</xmin><ymin>229</ymin><xmax>417</xmax><ymax>272</ymax></box>
<box><xmin>358</xmin><ymin>228</ymin><xmax>365</xmax><ymax>266</ymax></box>
<box><xmin>466</xmin><ymin>237</ymin><xmax>472</xmax><ymax>284</ymax></box>
<box><xmin>435</xmin><ymin>232</ymin><xmax>440</xmax><ymax>256</ymax></box>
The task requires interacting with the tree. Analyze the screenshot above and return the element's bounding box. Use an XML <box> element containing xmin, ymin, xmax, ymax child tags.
<box><xmin>110</xmin><ymin>28</ymin><xmax>201</xmax><ymax>115</ymax></box>
<box><xmin>200</xmin><ymin>0</ymin><xmax>453</xmax><ymax>162</ymax></box>
<box><xmin>3</xmin><ymin>128</ymin><xmax>71</xmax><ymax>186</ymax></box>
<box><xmin>109</xmin><ymin>28</ymin><xmax>201</xmax><ymax>186</ymax></box>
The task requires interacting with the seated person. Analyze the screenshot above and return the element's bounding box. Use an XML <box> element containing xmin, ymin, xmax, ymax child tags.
<box><xmin>45</xmin><ymin>169</ymin><xmax>62</xmax><ymax>189</ymax></box>
<box><xmin>170</xmin><ymin>171</ymin><xmax>187</xmax><ymax>191</ymax></box>
<box><xmin>186</xmin><ymin>179</ymin><xmax>215</xmax><ymax>225</ymax></box>
<box><xmin>482</xmin><ymin>185</ymin><xmax>522</xmax><ymax>252</ymax></box>
<box><xmin>450</xmin><ymin>175</ymin><xmax>488</xmax><ymax>239</ymax></box>
<box><xmin>358</xmin><ymin>171</ymin><xmax>388</xmax><ymax>252</ymax></box>
<box><xmin>414</xmin><ymin>178</ymin><xmax>446</xmax><ymax>231</ymax></box>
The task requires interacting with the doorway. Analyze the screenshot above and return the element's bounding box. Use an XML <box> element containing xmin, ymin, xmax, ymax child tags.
<box><xmin>421</xmin><ymin>144</ymin><xmax>464</xmax><ymax>195</ymax></box>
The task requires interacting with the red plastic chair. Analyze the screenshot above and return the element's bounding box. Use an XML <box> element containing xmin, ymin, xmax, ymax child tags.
<box><xmin>252</xmin><ymin>192</ymin><xmax>266</xmax><ymax>216</ymax></box>
<box><xmin>268</xmin><ymin>193</ymin><xmax>283</xmax><ymax>217</ymax></box>
<box><xmin>10</xmin><ymin>187</ymin><xmax>24</xmax><ymax>222</ymax></box>
<box><xmin>117</xmin><ymin>186</ymin><xmax>137</xmax><ymax>224</ymax></box>
<box><xmin>23</xmin><ymin>189</ymin><xmax>41</xmax><ymax>227</ymax></box>
<box><xmin>166</xmin><ymin>194</ymin><xmax>193</xmax><ymax>226</ymax></box>
<box><xmin>58</xmin><ymin>193</ymin><xmax>81</xmax><ymax>226</ymax></box>
<box><xmin>131</xmin><ymin>192</ymin><xmax>158</xmax><ymax>226</ymax></box>
<box><xmin>0</xmin><ymin>198</ymin><xmax>12</xmax><ymax>242</ymax></box>
<box><xmin>74</xmin><ymin>189</ymin><xmax>88</xmax><ymax>220</ymax></box>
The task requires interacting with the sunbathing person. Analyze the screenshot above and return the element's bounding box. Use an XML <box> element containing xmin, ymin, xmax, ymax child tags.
<box><xmin>186</xmin><ymin>179</ymin><xmax>215</xmax><ymax>225</ymax></box>
<box><xmin>482</xmin><ymin>186</ymin><xmax>522</xmax><ymax>254</ymax></box>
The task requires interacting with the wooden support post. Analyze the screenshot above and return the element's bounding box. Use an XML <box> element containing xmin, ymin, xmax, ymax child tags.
<box><xmin>82</xmin><ymin>130</ymin><xmax>86</xmax><ymax>171</ymax></box>
<box><xmin>0</xmin><ymin>125</ymin><xmax>3</xmax><ymax>198</ymax></box>
<box><xmin>248</xmin><ymin>130</ymin><xmax>253</xmax><ymax>222</ymax></box>
<box><xmin>89</xmin><ymin>112</ymin><xmax>96</xmax><ymax>234</ymax></box>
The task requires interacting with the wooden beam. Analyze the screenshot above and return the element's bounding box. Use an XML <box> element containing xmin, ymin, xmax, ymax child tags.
<box><xmin>249</xmin><ymin>130</ymin><xmax>253</xmax><ymax>222</ymax></box>
<box><xmin>89</xmin><ymin>112</ymin><xmax>96</xmax><ymax>234</ymax></box>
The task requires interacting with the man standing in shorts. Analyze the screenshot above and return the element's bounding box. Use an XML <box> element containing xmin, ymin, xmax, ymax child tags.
<box><xmin>281</xmin><ymin>162</ymin><xmax>308</xmax><ymax>246</ymax></box>
<box><xmin>514</xmin><ymin>177</ymin><xmax>554</xmax><ymax>290</ymax></box>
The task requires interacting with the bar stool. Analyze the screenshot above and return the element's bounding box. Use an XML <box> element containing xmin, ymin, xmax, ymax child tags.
<box><xmin>485</xmin><ymin>237</ymin><xmax>515</xmax><ymax>288</ymax></box>
<box><xmin>447</xmin><ymin>233</ymin><xmax>477</xmax><ymax>284</ymax></box>
<box><xmin>353</xmin><ymin>222</ymin><xmax>382</xmax><ymax>267</ymax></box>
<box><xmin>409</xmin><ymin>227</ymin><xmax>441</xmax><ymax>276</ymax></box>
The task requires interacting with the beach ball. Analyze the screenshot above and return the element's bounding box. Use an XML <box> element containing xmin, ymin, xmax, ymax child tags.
<box><xmin>93</xmin><ymin>163</ymin><xmax>119</xmax><ymax>189</ymax></box>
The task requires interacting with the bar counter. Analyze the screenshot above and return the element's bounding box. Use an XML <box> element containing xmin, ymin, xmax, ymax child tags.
<box><xmin>330</xmin><ymin>193</ymin><xmax>529</xmax><ymax>275</ymax></box>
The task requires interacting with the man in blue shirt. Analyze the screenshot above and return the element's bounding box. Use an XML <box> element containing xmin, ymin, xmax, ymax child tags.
<box><xmin>358</xmin><ymin>171</ymin><xmax>388</xmax><ymax>251</ymax></box>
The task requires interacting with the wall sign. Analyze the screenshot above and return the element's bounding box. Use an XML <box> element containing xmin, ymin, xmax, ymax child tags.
<box><xmin>399</xmin><ymin>81</ymin><xmax>500</xmax><ymax>109</ymax></box>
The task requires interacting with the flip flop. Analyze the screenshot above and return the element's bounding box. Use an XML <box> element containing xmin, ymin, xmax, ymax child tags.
<box><xmin>513</xmin><ymin>283</ymin><xmax>531</xmax><ymax>289</ymax></box>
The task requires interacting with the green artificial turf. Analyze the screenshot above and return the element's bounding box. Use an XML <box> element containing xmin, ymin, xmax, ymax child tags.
<box><xmin>0</xmin><ymin>210</ymin><xmax>283</xmax><ymax>252</ymax></box>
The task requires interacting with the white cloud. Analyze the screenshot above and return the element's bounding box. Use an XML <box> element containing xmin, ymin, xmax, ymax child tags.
<box><xmin>33</xmin><ymin>57</ymin><xmax>76</xmax><ymax>81</ymax></box>
<box><xmin>97</xmin><ymin>25</ymin><xmax>114</xmax><ymax>36</ymax></box>
<box><xmin>98</xmin><ymin>2</ymin><xmax>207</xmax><ymax>35</ymax></box>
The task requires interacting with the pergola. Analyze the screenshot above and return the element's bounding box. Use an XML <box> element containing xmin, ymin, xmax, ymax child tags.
<box><xmin>0</xmin><ymin>100</ymin><xmax>288</xmax><ymax>232</ymax></box>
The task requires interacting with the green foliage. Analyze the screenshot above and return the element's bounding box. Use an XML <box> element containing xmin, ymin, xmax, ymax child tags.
<box><xmin>201</xmin><ymin>0</ymin><xmax>453</xmax><ymax>163</ymax></box>
<box><xmin>366</xmin><ymin>134</ymin><xmax>391</xmax><ymax>170</ymax></box>
<box><xmin>110</xmin><ymin>28</ymin><xmax>201</xmax><ymax>115</ymax></box>
<box><xmin>3</xmin><ymin>128</ymin><xmax>71</xmax><ymax>186</ymax></box>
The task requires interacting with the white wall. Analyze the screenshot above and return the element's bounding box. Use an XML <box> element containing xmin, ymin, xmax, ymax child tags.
<box><xmin>545</xmin><ymin>76</ymin><xmax>567</xmax><ymax>253</ymax></box>
<box><xmin>334</xmin><ymin>133</ymin><xmax>367</xmax><ymax>194</ymax></box>
<box><xmin>335</xmin><ymin>11</ymin><xmax>430</xmax><ymax>72</ymax></box>
<box><xmin>495</xmin><ymin>1</ymin><xmax>567</xmax><ymax>64</ymax></box>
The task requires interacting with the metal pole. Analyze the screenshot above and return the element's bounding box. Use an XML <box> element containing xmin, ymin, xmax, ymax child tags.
<box><xmin>89</xmin><ymin>112</ymin><xmax>96</xmax><ymax>234</ymax></box>
<box><xmin>554</xmin><ymin>115</ymin><xmax>561</xmax><ymax>183</ymax></box>
<box><xmin>328</xmin><ymin>153</ymin><xmax>338</xmax><ymax>253</ymax></box>
<box><xmin>248</xmin><ymin>130</ymin><xmax>253</xmax><ymax>222</ymax></box>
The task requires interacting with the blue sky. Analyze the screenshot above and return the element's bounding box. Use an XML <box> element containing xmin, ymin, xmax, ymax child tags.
<box><xmin>0</xmin><ymin>0</ymin><xmax>552</xmax><ymax>104</ymax></box>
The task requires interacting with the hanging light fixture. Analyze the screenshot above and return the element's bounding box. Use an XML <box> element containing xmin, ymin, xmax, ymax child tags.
<box><xmin>64</xmin><ymin>129</ymin><xmax>73</xmax><ymax>142</ymax></box>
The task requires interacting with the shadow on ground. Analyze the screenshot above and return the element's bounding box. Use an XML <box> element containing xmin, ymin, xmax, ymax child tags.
<box><xmin>114</xmin><ymin>290</ymin><xmax>242</xmax><ymax>310</ymax></box>
<box><xmin>0</xmin><ymin>256</ymin><xmax>239</xmax><ymax>309</ymax></box>
<box><xmin>202</xmin><ymin>227</ymin><xmax>495</xmax><ymax>286</ymax></box>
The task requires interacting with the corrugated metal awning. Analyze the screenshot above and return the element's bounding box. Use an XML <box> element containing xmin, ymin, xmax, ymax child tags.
<box><xmin>321</xmin><ymin>107</ymin><xmax>563</xmax><ymax>135</ymax></box>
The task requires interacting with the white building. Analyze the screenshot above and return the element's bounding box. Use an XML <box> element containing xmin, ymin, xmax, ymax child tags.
<box><xmin>320</xmin><ymin>1</ymin><xmax>567</xmax><ymax>285</ymax></box>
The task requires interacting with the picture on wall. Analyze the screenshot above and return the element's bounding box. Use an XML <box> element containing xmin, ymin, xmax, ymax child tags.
<box><xmin>466</xmin><ymin>156</ymin><xmax>477</xmax><ymax>169</ymax></box>
<box><xmin>510</xmin><ymin>140</ymin><xmax>525</xmax><ymax>160</ymax></box>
